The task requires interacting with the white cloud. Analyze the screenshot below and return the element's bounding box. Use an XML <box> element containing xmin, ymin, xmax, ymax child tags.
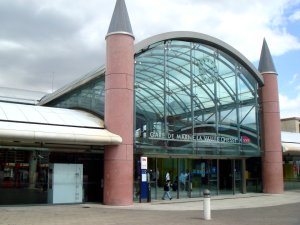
<box><xmin>126</xmin><ymin>0</ymin><xmax>300</xmax><ymax>61</ymax></box>
<box><xmin>289</xmin><ymin>73</ymin><xmax>299</xmax><ymax>85</ymax></box>
<box><xmin>0</xmin><ymin>40</ymin><xmax>24</xmax><ymax>51</ymax></box>
<box><xmin>30</xmin><ymin>0</ymin><xmax>300</xmax><ymax>61</ymax></box>
<box><xmin>279</xmin><ymin>93</ymin><xmax>300</xmax><ymax>118</ymax></box>
<box><xmin>1</xmin><ymin>0</ymin><xmax>300</xmax><ymax>92</ymax></box>
<box><xmin>289</xmin><ymin>10</ymin><xmax>300</xmax><ymax>22</ymax></box>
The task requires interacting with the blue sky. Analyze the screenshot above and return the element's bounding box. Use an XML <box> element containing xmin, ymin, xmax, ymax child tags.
<box><xmin>0</xmin><ymin>0</ymin><xmax>299</xmax><ymax>118</ymax></box>
<box><xmin>273</xmin><ymin>4</ymin><xmax>300</xmax><ymax>118</ymax></box>
<box><xmin>276</xmin><ymin>51</ymin><xmax>299</xmax><ymax>96</ymax></box>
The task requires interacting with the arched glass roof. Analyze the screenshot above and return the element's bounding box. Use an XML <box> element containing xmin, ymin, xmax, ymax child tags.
<box><xmin>134</xmin><ymin>32</ymin><xmax>261</xmax><ymax>156</ymax></box>
<box><xmin>135</xmin><ymin>31</ymin><xmax>263</xmax><ymax>85</ymax></box>
<box><xmin>134</xmin><ymin>32</ymin><xmax>260</xmax><ymax>119</ymax></box>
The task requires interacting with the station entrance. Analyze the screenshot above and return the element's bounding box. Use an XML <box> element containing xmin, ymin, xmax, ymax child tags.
<box><xmin>134</xmin><ymin>157</ymin><xmax>262</xmax><ymax>201</ymax></box>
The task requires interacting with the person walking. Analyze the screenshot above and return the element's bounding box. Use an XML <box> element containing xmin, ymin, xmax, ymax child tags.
<box><xmin>161</xmin><ymin>180</ymin><xmax>172</xmax><ymax>200</ymax></box>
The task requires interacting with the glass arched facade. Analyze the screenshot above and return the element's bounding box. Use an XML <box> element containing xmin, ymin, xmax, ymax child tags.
<box><xmin>134</xmin><ymin>39</ymin><xmax>260</xmax><ymax>157</ymax></box>
<box><xmin>46</xmin><ymin>35</ymin><xmax>263</xmax><ymax>198</ymax></box>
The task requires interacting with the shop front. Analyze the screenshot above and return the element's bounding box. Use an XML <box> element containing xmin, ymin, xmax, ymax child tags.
<box><xmin>282</xmin><ymin>132</ymin><xmax>300</xmax><ymax>190</ymax></box>
<box><xmin>0</xmin><ymin>102</ymin><xmax>121</xmax><ymax>205</ymax></box>
<box><xmin>0</xmin><ymin>150</ymin><xmax>104</xmax><ymax>205</ymax></box>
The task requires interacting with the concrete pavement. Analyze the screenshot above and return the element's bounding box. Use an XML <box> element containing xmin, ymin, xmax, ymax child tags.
<box><xmin>0</xmin><ymin>190</ymin><xmax>300</xmax><ymax>225</ymax></box>
<box><xmin>125</xmin><ymin>190</ymin><xmax>300</xmax><ymax>211</ymax></box>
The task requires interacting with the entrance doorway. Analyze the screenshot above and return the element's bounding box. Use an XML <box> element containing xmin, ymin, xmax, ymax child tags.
<box><xmin>219</xmin><ymin>160</ymin><xmax>233</xmax><ymax>193</ymax></box>
<box><xmin>219</xmin><ymin>159</ymin><xmax>243</xmax><ymax>194</ymax></box>
<box><xmin>136</xmin><ymin>157</ymin><xmax>244</xmax><ymax>201</ymax></box>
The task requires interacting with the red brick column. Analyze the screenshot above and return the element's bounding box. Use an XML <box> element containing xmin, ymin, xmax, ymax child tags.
<box><xmin>104</xmin><ymin>34</ymin><xmax>134</xmax><ymax>205</ymax></box>
<box><xmin>261</xmin><ymin>73</ymin><xmax>284</xmax><ymax>193</ymax></box>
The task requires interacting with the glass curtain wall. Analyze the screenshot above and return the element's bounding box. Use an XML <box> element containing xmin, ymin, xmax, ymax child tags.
<box><xmin>134</xmin><ymin>39</ymin><xmax>261</xmax><ymax>199</ymax></box>
<box><xmin>47</xmin><ymin>76</ymin><xmax>105</xmax><ymax>117</ymax></box>
<box><xmin>134</xmin><ymin>40</ymin><xmax>260</xmax><ymax>157</ymax></box>
<box><xmin>143</xmin><ymin>157</ymin><xmax>244</xmax><ymax>200</ymax></box>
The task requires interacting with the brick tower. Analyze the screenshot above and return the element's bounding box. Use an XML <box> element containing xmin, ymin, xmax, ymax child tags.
<box><xmin>259</xmin><ymin>39</ymin><xmax>284</xmax><ymax>193</ymax></box>
<box><xmin>104</xmin><ymin>0</ymin><xmax>135</xmax><ymax>205</ymax></box>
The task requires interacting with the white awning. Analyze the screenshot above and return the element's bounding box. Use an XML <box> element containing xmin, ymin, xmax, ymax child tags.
<box><xmin>282</xmin><ymin>142</ymin><xmax>300</xmax><ymax>155</ymax></box>
<box><xmin>281</xmin><ymin>132</ymin><xmax>300</xmax><ymax>155</ymax></box>
<box><xmin>0</xmin><ymin>121</ymin><xmax>122</xmax><ymax>146</ymax></box>
<box><xmin>0</xmin><ymin>102</ymin><xmax>122</xmax><ymax>146</ymax></box>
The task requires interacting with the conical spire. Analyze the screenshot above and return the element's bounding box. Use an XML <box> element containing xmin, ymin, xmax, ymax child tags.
<box><xmin>258</xmin><ymin>38</ymin><xmax>277</xmax><ymax>74</ymax></box>
<box><xmin>106</xmin><ymin>0</ymin><xmax>134</xmax><ymax>38</ymax></box>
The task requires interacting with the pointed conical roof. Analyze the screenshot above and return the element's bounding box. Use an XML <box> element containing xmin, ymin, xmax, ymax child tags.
<box><xmin>258</xmin><ymin>38</ymin><xmax>277</xmax><ymax>74</ymax></box>
<box><xmin>106</xmin><ymin>0</ymin><xmax>134</xmax><ymax>38</ymax></box>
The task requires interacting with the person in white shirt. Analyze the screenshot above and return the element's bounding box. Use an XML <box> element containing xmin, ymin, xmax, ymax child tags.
<box><xmin>165</xmin><ymin>171</ymin><xmax>170</xmax><ymax>182</ymax></box>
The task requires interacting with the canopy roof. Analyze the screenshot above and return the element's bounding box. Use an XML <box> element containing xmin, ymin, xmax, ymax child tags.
<box><xmin>282</xmin><ymin>132</ymin><xmax>300</xmax><ymax>155</ymax></box>
<box><xmin>0</xmin><ymin>87</ymin><xmax>46</xmax><ymax>105</ymax></box>
<box><xmin>0</xmin><ymin>102</ymin><xmax>122</xmax><ymax>148</ymax></box>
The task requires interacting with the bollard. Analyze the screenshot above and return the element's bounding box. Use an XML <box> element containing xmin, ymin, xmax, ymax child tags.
<box><xmin>203</xmin><ymin>189</ymin><xmax>211</xmax><ymax>220</ymax></box>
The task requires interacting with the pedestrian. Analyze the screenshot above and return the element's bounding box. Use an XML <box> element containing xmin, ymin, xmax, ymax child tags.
<box><xmin>179</xmin><ymin>171</ymin><xmax>186</xmax><ymax>191</ymax></box>
<box><xmin>165</xmin><ymin>171</ymin><xmax>170</xmax><ymax>182</ymax></box>
<box><xmin>185</xmin><ymin>170</ymin><xmax>192</xmax><ymax>191</ymax></box>
<box><xmin>161</xmin><ymin>180</ymin><xmax>172</xmax><ymax>200</ymax></box>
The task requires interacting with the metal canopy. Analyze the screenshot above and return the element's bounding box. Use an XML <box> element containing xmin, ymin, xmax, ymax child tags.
<box><xmin>0</xmin><ymin>102</ymin><xmax>122</xmax><ymax>146</ymax></box>
<box><xmin>282</xmin><ymin>132</ymin><xmax>300</xmax><ymax>155</ymax></box>
<box><xmin>0</xmin><ymin>87</ymin><xmax>46</xmax><ymax>105</ymax></box>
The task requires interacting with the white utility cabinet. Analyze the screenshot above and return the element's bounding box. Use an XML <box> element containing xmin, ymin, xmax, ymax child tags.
<box><xmin>48</xmin><ymin>163</ymin><xmax>83</xmax><ymax>204</ymax></box>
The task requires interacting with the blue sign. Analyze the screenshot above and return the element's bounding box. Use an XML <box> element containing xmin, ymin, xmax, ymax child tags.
<box><xmin>140</xmin><ymin>169</ymin><xmax>148</xmax><ymax>200</ymax></box>
<box><xmin>140</xmin><ymin>157</ymin><xmax>149</xmax><ymax>202</ymax></box>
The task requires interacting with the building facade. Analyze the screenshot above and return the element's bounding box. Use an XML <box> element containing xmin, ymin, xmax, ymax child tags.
<box><xmin>281</xmin><ymin>118</ymin><xmax>300</xmax><ymax>189</ymax></box>
<box><xmin>1</xmin><ymin>0</ymin><xmax>296</xmax><ymax>206</ymax></box>
<box><xmin>281</xmin><ymin>118</ymin><xmax>300</xmax><ymax>133</ymax></box>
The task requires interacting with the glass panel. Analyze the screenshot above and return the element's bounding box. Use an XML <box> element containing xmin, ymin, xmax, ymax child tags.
<box><xmin>134</xmin><ymin>39</ymin><xmax>261</xmax><ymax>158</ymax></box>
<box><xmin>190</xmin><ymin>159</ymin><xmax>210</xmax><ymax>198</ymax></box>
<box><xmin>208</xmin><ymin>160</ymin><xmax>218</xmax><ymax>195</ymax></box>
<box><xmin>48</xmin><ymin>77</ymin><xmax>106</xmax><ymax>117</ymax></box>
<box><xmin>234</xmin><ymin>160</ymin><xmax>242</xmax><ymax>194</ymax></box>
<box><xmin>219</xmin><ymin>160</ymin><xmax>233</xmax><ymax>194</ymax></box>
<box><xmin>246</xmin><ymin>157</ymin><xmax>262</xmax><ymax>192</ymax></box>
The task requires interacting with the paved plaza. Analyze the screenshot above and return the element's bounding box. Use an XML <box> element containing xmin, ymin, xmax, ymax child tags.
<box><xmin>0</xmin><ymin>190</ymin><xmax>300</xmax><ymax>225</ymax></box>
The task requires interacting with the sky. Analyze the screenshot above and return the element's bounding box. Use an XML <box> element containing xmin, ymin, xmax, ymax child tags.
<box><xmin>0</xmin><ymin>0</ymin><xmax>299</xmax><ymax>118</ymax></box>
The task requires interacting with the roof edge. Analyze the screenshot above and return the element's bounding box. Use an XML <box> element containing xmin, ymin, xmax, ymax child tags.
<box><xmin>38</xmin><ymin>65</ymin><xmax>105</xmax><ymax>106</ymax></box>
<box><xmin>105</xmin><ymin>31</ymin><xmax>135</xmax><ymax>40</ymax></box>
<box><xmin>135</xmin><ymin>31</ymin><xmax>264</xmax><ymax>86</ymax></box>
<box><xmin>40</xmin><ymin>31</ymin><xmax>265</xmax><ymax>105</ymax></box>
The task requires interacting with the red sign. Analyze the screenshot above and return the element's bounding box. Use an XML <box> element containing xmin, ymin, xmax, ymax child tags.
<box><xmin>241</xmin><ymin>136</ymin><xmax>251</xmax><ymax>144</ymax></box>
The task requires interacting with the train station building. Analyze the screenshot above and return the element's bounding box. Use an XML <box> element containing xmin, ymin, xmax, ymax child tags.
<box><xmin>0</xmin><ymin>0</ymin><xmax>299</xmax><ymax>205</ymax></box>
